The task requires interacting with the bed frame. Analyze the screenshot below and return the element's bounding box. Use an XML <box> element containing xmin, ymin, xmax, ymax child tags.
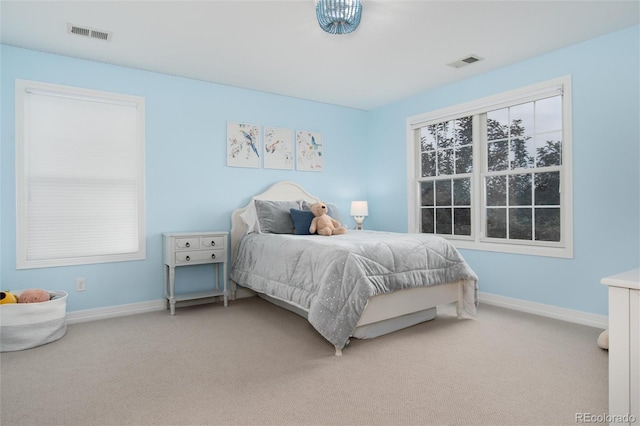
<box><xmin>230</xmin><ymin>181</ymin><xmax>466</xmax><ymax>355</ymax></box>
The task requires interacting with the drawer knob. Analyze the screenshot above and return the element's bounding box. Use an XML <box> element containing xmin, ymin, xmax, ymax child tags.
<box><xmin>211</xmin><ymin>253</ymin><xmax>216</xmax><ymax>259</ymax></box>
<box><xmin>211</xmin><ymin>241</ymin><xmax>216</xmax><ymax>246</ymax></box>
<box><xmin>186</xmin><ymin>242</ymin><xmax>190</xmax><ymax>248</ymax></box>
<box><xmin>186</xmin><ymin>255</ymin><xmax>190</xmax><ymax>261</ymax></box>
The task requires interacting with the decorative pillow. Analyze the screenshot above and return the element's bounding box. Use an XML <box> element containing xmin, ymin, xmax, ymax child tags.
<box><xmin>254</xmin><ymin>200</ymin><xmax>301</xmax><ymax>234</ymax></box>
<box><xmin>289</xmin><ymin>208</ymin><xmax>315</xmax><ymax>235</ymax></box>
<box><xmin>240</xmin><ymin>198</ymin><xmax>260</xmax><ymax>233</ymax></box>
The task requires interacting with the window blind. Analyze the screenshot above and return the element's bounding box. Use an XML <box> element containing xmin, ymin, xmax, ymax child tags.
<box><xmin>16</xmin><ymin>80</ymin><xmax>145</xmax><ymax>268</ymax></box>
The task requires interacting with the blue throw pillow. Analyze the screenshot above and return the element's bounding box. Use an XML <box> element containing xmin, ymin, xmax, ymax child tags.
<box><xmin>290</xmin><ymin>208</ymin><xmax>315</xmax><ymax>235</ymax></box>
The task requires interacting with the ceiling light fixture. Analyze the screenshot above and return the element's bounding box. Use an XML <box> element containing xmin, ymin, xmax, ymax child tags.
<box><xmin>316</xmin><ymin>0</ymin><xmax>362</xmax><ymax>35</ymax></box>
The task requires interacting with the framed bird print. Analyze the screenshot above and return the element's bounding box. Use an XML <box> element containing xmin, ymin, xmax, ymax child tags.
<box><xmin>227</xmin><ymin>122</ymin><xmax>261</xmax><ymax>168</ymax></box>
<box><xmin>263</xmin><ymin>126</ymin><xmax>293</xmax><ymax>170</ymax></box>
<box><xmin>296</xmin><ymin>130</ymin><xmax>323</xmax><ymax>171</ymax></box>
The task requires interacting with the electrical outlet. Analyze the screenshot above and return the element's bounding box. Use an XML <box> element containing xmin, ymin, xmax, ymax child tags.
<box><xmin>75</xmin><ymin>277</ymin><xmax>86</xmax><ymax>292</ymax></box>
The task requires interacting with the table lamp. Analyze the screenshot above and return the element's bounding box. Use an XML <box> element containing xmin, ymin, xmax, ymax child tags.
<box><xmin>350</xmin><ymin>201</ymin><xmax>368</xmax><ymax>230</ymax></box>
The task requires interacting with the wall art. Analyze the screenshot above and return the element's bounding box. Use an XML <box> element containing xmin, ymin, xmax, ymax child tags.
<box><xmin>296</xmin><ymin>130</ymin><xmax>323</xmax><ymax>171</ymax></box>
<box><xmin>263</xmin><ymin>126</ymin><xmax>293</xmax><ymax>170</ymax></box>
<box><xmin>227</xmin><ymin>122</ymin><xmax>261</xmax><ymax>168</ymax></box>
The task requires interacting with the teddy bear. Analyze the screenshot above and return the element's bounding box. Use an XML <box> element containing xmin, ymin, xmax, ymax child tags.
<box><xmin>17</xmin><ymin>288</ymin><xmax>50</xmax><ymax>303</ymax></box>
<box><xmin>0</xmin><ymin>291</ymin><xmax>18</xmax><ymax>304</ymax></box>
<box><xmin>309</xmin><ymin>202</ymin><xmax>347</xmax><ymax>236</ymax></box>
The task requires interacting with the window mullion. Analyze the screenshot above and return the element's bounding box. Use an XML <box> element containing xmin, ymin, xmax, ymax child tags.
<box><xmin>475</xmin><ymin>114</ymin><xmax>484</xmax><ymax>241</ymax></box>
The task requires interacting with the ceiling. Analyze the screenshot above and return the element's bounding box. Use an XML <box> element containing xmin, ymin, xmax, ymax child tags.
<box><xmin>2</xmin><ymin>1</ymin><xmax>638</xmax><ymax>110</ymax></box>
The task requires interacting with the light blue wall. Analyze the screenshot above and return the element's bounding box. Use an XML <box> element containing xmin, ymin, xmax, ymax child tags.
<box><xmin>2</xmin><ymin>25</ymin><xmax>638</xmax><ymax>317</ymax></box>
<box><xmin>1</xmin><ymin>45</ymin><xmax>368</xmax><ymax>311</ymax></box>
<box><xmin>366</xmin><ymin>25</ymin><xmax>640</xmax><ymax>315</ymax></box>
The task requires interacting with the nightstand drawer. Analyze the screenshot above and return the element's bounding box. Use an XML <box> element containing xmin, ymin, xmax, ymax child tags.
<box><xmin>200</xmin><ymin>236</ymin><xmax>225</xmax><ymax>249</ymax></box>
<box><xmin>174</xmin><ymin>237</ymin><xmax>199</xmax><ymax>250</ymax></box>
<box><xmin>175</xmin><ymin>249</ymin><xmax>225</xmax><ymax>264</ymax></box>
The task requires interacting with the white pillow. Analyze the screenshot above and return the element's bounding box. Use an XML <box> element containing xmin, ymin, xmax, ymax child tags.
<box><xmin>240</xmin><ymin>198</ymin><xmax>260</xmax><ymax>234</ymax></box>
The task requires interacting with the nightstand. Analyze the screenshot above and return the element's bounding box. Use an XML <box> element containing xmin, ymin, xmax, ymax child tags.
<box><xmin>162</xmin><ymin>231</ymin><xmax>228</xmax><ymax>315</ymax></box>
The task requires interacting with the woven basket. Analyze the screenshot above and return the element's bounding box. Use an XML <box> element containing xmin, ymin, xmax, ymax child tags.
<box><xmin>0</xmin><ymin>290</ymin><xmax>68</xmax><ymax>352</ymax></box>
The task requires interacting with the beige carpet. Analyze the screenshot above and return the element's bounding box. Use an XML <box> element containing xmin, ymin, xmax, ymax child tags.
<box><xmin>0</xmin><ymin>297</ymin><xmax>607</xmax><ymax>426</ymax></box>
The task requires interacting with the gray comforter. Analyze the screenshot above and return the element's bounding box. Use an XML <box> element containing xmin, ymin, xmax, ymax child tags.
<box><xmin>231</xmin><ymin>231</ymin><xmax>478</xmax><ymax>350</ymax></box>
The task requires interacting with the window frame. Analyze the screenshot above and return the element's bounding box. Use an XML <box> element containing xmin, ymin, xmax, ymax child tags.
<box><xmin>15</xmin><ymin>79</ymin><xmax>146</xmax><ymax>269</ymax></box>
<box><xmin>406</xmin><ymin>76</ymin><xmax>573</xmax><ymax>258</ymax></box>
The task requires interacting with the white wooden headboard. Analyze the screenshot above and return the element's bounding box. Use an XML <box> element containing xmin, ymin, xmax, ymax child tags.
<box><xmin>230</xmin><ymin>181</ymin><xmax>321</xmax><ymax>265</ymax></box>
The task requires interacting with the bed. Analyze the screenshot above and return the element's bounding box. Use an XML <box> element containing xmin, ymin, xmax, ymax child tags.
<box><xmin>230</xmin><ymin>181</ymin><xmax>478</xmax><ymax>355</ymax></box>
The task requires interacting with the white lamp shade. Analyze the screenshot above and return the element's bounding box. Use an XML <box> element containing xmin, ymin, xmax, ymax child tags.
<box><xmin>350</xmin><ymin>201</ymin><xmax>368</xmax><ymax>216</ymax></box>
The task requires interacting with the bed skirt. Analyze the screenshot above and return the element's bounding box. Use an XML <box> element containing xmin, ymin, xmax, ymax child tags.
<box><xmin>0</xmin><ymin>290</ymin><xmax>68</xmax><ymax>352</ymax></box>
<box><xmin>256</xmin><ymin>292</ymin><xmax>438</xmax><ymax>340</ymax></box>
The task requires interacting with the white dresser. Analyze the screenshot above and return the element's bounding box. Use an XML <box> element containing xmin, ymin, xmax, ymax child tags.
<box><xmin>162</xmin><ymin>232</ymin><xmax>228</xmax><ymax>315</ymax></box>
<box><xmin>602</xmin><ymin>268</ymin><xmax>640</xmax><ymax>424</ymax></box>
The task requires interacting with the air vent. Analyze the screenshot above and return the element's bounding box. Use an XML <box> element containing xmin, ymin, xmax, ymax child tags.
<box><xmin>67</xmin><ymin>23</ymin><xmax>112</xmax><ymax>41</ymax></box>
<box><xmin>447</xmin><ymin>54</ymin><xmax>484</xmax><ymax>69</ymax></box>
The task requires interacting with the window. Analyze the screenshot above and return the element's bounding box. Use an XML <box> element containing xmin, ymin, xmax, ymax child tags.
<box><xmin>15</xmin><ymin>79</ymin><xmax>145</xmax><ymax>268</ymax></box>
<box><xmin>407</xmin><ymin>76</ymin><xmax>572</xmax><ymax>258</ymax></box>
<box><xmin>419</xmin><ymin>117</ymin><xmax>474</xmax><ymax>237</ymax></box>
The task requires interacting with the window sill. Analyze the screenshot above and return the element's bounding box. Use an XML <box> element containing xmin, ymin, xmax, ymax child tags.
<box><xmin>452</xmin><ymin>239</ymin><xmax>573</xmax><ymax>259</ymax></box>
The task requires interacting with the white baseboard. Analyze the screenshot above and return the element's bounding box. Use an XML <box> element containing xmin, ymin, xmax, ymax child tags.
<box><xmin>66</xmin><ymin>300</ymin><xmax>166</xmax><ymax>324</ymax></box>
<box><xmin>479</xmin><ymin>292</ymin><xmax>608</xmax><ymax>330</ymax></box>
<box><xmin>65</xmin><ymin>291</ymin><xmax>609</xmax><ymax>331</ymax></box>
